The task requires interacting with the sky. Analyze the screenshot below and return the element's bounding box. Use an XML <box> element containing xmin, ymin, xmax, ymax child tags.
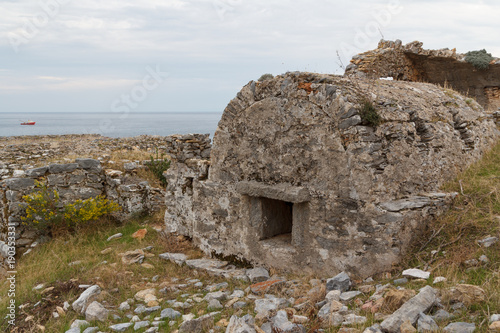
<box><xmin>0</xmin><ymin>0</ymin><xmax>499</xmax><ymax>114</ymax></box>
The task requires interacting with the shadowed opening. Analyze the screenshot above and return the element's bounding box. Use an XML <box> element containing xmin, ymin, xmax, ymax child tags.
<box><xmin>260</xmin><ymin>197</ymin><xmax>293</xmax><ymax>241</ymax></box>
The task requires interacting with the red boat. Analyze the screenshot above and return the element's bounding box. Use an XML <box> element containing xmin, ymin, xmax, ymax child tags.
<box><xmin>20</xmin><ymin>120</ymin><xmax>36</xmax><ymax>125</ymax></box>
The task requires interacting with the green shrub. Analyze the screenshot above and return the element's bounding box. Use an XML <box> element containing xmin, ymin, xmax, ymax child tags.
<box><xmin>147</xmin><ymin>150</ymin><xmax>170</xmax><ymax>187</ymax></box>
<box><xmin>21</xmin><ymin>181</ymin><xmax>120</xmax><ymax>234</ymax></box>
<box><xmin>465</xmin><ymin>49</ymin><xmax>493</xmax><ymax>70</ymax></box>
<box><xmin>258</xmin><ymin>73</ymin><xmax>274</xmax><ymax>81</ymax></box>
<box><xmin>360</xmin><ymin>99</ymin><xmax>381</xmax><ymax>127</ymax></box>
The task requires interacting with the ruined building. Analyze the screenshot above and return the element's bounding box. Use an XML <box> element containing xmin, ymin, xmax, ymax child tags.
<box><xmin>164</xmin><ymin>43</ymin><xmax>499</xmax><ymax>278</ymax></box>
<box><xmin>345</xmin><ymin>40</ymin><xmax>500</xmax><ymax>111</ymax></box>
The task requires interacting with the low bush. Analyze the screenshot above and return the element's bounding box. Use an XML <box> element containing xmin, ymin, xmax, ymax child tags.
<box><xmin>258</xmin><ymin>73</ymin><xmax>274</xmax><ymax>81</ymax></box>
<box><xmin>465</xmin><ymin>49</ymin><xmax>493</xmax><ymax>70</ymax></box>
<box><xmin>21</xmin><ymin>181</ymin><xmax>120</xmax><ymax>234</ymax></box>
<box><xmin>360</xmin><ymin>98</ymin><xmax>381</xmax><ymax>127</ymax></box>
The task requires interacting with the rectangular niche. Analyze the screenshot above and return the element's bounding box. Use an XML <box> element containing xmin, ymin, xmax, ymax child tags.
<box><xmin>236</xmin><ymin>181</ymin><xmax>310</xmax><ymax>247</ymax></box>
<box><xmin>260</xmin><ymin>197</ymin><xmax>293</xmax><ymax>241</ymax></box>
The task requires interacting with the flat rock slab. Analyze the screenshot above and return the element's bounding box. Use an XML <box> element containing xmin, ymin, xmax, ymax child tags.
<box><xmin>402</xmin><ymin>269</ymin><xmax>430</xmax><ymax>279</ymax></box>
<box><xmin>185</xmin><ymin>258</ymin><xmax>248</xmax><ymax>280</ymax></box>
<box><xmin>443</xmin><ymin>322</ymin><xmax>476</xmax><ymax>333</ymax></box>
<box><xmin>159</xmin><ymin>252</ymin><xmax>188</xmax><ymax>265</ymax></box>
<box><xmin>380</xmin><ymin>286</ymin><xmax>437</xmax><ymax>333</ymax></box>
<box><xmin>109</xmin><ymin>323</ymin><xmax>133</xmax><ymax>332</ymax></box>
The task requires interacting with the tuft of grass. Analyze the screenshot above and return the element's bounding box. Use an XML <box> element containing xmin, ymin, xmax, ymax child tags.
<box><xmin>360</xmin><ymin>99</ymin><xmax>381</xmax><ymax>127</ymax></box>
<box><xmin>146</xmin><ymin>150</ymin><xmax>171</xmax><ymax>187</ymax></box>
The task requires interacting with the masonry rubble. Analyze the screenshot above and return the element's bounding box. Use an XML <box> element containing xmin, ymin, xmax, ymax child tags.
<box><xmin>164</xmin><ymin>70</ymin><xmax>499</xmax><ymax>278</ymax></box>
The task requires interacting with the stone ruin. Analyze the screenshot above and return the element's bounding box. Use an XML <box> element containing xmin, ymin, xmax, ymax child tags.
<box><xmin>345</xmin><ymin>39</ymin><xmax>500</xmax><ymax>111</ymax></box>
<box><xmin>0</xmin><ymin>134</ymin><xmax>211</xmax><ymax>266</ymax></box>
<box><xmin>165</xmin><ymin>67</ymin><xmax>499</xmax><ymax>278</ymax></box>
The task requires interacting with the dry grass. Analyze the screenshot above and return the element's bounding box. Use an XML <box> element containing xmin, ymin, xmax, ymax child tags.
<box><xmin>405</xmin><ymin>139</ymin><xmax>500</xmax><ymax>330</ymax></box>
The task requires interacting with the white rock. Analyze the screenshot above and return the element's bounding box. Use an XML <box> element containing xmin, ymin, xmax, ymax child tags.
<box><xmin>402</xmin><ymin>268</ymin><xmax>430</xmax><ymax>279</ymax></box>
<box><xmin>433</xmin><ymin>277</ymin><xmax>447</xmax><ymax>284</ymax></box>
<box><xmin>107</xmin><ymin>233</ymin><xmax>123</xmax><ymax>241</ymax></box>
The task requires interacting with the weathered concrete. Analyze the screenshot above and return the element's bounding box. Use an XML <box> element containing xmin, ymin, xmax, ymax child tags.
<box><xmin>164</xmin><ymin>71</ymin><xmax>498</xmax><ymax>278</ymax></box>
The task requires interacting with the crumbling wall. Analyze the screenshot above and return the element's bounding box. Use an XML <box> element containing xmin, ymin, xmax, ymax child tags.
<box><xmin>164</xmin><ymin>72</ymin><xmax>499</xmax><ymax>278</ymax></box>
<box><xmin>0</xmin><ymin>133</ymin><xmax>212</xmax><ymax>269</ymax></box>
<box><xmin>346</xmin><ymin>40</ymin><xmax>500</xmax><ymax>111</ymax></box>
<box><xmin>0</xmin><ymin>159</ymin><xmax>164</xmax><ymax>262</ymax></box>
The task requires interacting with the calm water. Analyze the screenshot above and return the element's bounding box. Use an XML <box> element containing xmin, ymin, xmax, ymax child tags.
<box><xmin>0</xmin><ymin>112</ymin><xmax>222</xmax><ymax>138</ymax></box>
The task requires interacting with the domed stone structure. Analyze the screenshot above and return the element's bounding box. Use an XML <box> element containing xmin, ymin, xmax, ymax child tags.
<box><xmin>164</xmin><ymin>71</ymin><xmax>498</xmax><ymax>278</ymax></box>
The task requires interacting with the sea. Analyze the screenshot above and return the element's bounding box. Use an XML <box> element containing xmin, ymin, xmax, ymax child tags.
<box><xmin>0</xmin><ymin>112</ymin><xmax>222</xmax><ymax>138</ymax></box>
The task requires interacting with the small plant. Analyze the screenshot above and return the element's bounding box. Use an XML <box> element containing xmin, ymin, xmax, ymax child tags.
<box><xmin>258</xmin><ymin>73</ymin><xmax>274</xmax><ymax>81</ymax></box>
<box><xmin>147</xmin><ymin>149</ymin><xmax>171</xmax><ymax>187</ymax></box>
<box><xmin>465</xmin><ymin>49</ymin><xmax>493</xmax><ymax>70</ymax></box>
<box><xmin>21</xmin><ymin>181</ymin><xmax>120</xmax><ymax>233</ymax></box>
<box><xmin>360</xmin><ymin>98</ymin><xmax>381</xmax><ymax>127</ymax></box>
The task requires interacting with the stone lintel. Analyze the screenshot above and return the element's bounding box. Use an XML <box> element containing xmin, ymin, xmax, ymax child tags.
<box><xmin>235</xmin><ymin>181</ymin><xmax>310</xmax><ymax>203</ymax></box>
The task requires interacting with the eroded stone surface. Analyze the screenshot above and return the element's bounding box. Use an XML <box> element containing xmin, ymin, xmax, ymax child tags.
<box><xmin>164</xmin><ymin>71</ymin><xmax>498</xmax><ymax>278</ymax></box>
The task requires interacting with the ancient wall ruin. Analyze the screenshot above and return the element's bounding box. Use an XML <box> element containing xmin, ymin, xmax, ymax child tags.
<box><xmin>345</xmin><ymin>40</ymin><xmax>500</xmax><ymax>111</ymax></box>
<box><xmin>0</xmin><ymin>133</ymin><xmax>211</xmax><ymax>265</ymax></box>
<box><xmin>164</xmin><ymin>72</ymin><xmax>499</xmax><ymax>278</ymax></box>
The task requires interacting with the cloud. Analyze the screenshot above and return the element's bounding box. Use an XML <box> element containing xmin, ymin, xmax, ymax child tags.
<box><xmin>0</xmin><ymin>0</ymin><xmax>499</xmax><ymax>113</ymax></box>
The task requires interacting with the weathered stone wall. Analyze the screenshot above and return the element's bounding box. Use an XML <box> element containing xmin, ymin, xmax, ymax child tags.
<box><xmin>0</xmin><ymin>134</ymin><xmax>212</xmax><ymax>180</ymax></box>
<box><xmin>164</xmin><ymin>72</ymin><xmax>499</xmax><ymax>278</ymax></box>
<box><xmin>346</xmin><ymin>40</ymin><xmax>500</xmax><ymax>111</ymax></box>
<box><xmin>0</xmin><ymin>133</ymin><xmax>212</xmax><ymax>272</ymax></box>
<box><xmin>0</xmin><ymin>158</ymin><xmax>165</xmax><ymax>259</ymax></box>
<box><xmin>163</xmin><ymin>134</ymin><xmax>212</xmax><ymax>162</ymax></box>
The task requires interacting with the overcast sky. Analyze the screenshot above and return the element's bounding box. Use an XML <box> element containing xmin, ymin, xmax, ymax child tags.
<box><xmin>1</xmin><ymin>0</ymin><xmax>499</xmax><ymax>113</ymax></box>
